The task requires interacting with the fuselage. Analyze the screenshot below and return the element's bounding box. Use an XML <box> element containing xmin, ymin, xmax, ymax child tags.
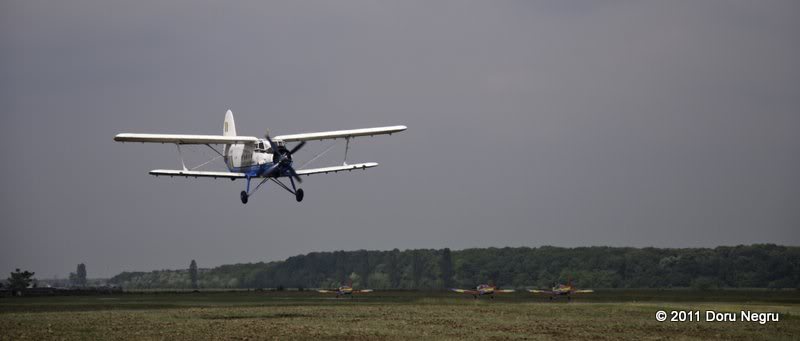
<box><xmin>336</xmin><ymin>286</ymin><xmax>354</xmax><ymax>295</ymax></box>
<box><xmin>476</xmin><ymin>284</ymin><xmax>496</xmax><ymax>296</ymax></box>
<box><xmin>551</xmin><ymin>284</ymin><xmax>574</xmax><ymax>296</ymax></box>
<box><xmin>223</xmin><ymin>139</ymin><xmax>288</xmax><ymax>178</ymax></box>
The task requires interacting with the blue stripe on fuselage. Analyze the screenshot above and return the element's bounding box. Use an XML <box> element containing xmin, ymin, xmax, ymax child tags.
<box><xmin>228</xmin><ymin>162</ymin><xmax>281</xmax><ymax>178</ymax></box>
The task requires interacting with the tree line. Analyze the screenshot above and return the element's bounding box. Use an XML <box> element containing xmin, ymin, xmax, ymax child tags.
<box><xmin>109</xmin><ymin>244</ymin><xmax>800</xmax><ymax>290</ymax></box>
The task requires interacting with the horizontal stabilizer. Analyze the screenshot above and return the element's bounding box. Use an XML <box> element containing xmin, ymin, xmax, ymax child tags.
<box><xmin>296</xmin><ymin>162</ymin><xmax>378</xmax><ymax>176</ymax></box>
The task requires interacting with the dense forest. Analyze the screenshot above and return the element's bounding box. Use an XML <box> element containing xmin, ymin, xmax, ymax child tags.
<box><xmin>109</xmin><ymin>244</ymin><xmax>800</xmax><ymax>290</ymax></box>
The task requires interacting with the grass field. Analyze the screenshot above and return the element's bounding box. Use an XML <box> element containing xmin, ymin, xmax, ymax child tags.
<box><xmin>1</xmin><ymin>290</ymin><xmax>798</xmax><ymax>340</ymax></box>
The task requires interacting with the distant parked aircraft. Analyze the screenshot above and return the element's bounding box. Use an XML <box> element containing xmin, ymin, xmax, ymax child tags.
<box><xmin>450</xmin><ymin>284</ymin><xmax>515</xmax><ymax>299</ymax></box>
<box><xmin>318</xmin><ymin>282</ymin><xmax>373</xmax><ymax>298</ymax></box>
<box><xmin>529</xmin><ymin>279</ymin><xmax>593</xmax><ymax>301</ymax></box>
<box><xmin>115</xmin><ymin>109</ymin><xmax>406</xmax><ymax>203</ymax></box>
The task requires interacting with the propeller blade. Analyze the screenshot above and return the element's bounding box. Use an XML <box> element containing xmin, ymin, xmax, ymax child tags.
<box><xmin>264</xmin><ymin>132</ymin><xmax>277</xmax><ymax>148</ymax></box>
<box><xmin>265</xmin><ymin>162</ymin><xmax>281</xmax><ymax>177</ymax></box>
<box><xmin>263</xmin><ymin>134</ymin><xmax>281</xmax><ymax>163</ymax></box>
<box><xmin>287</xmin><ymin>167</ymin><xmax>303</xmax><ymax>183</ymax></box>
<box><xmin>288</xmin><ymin>141</ymin><xmax>306</xmax><ymax>155</ymax></box>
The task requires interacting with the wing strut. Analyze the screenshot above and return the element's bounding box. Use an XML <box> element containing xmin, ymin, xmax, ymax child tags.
<box><xmin>205</xmin><ymin>144</ymin><xmax>224</xmax><ymax>157</ymax></box>
<box><xmin>343</xmin><ymin>137</ymin><xmax>351</xmax><ymax>166</ymax></box>
<box><xmin>176</xmin><ymin>144</ymin><xmax>188</xmax><ymax>171</ymax></box>
<box><xmin>187</xmin><ymin>144</ymin><xmax>225</xmax><ymax>171</ymax></box>
<box><xmin>298</xmin><ymin>141</ymin><xmax>338</xmax><ymax>169</ymax></box>
<box><xmin>174</xmin><ymin>144</ymin><xmax>225</xmax><ymax>171</ymax></box>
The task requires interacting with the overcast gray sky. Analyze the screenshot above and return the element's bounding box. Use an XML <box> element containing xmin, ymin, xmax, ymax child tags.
<box><xmin>2</xmin><ymin>1</ymin><xmax>798</xmax><ymax>278</ymax></box>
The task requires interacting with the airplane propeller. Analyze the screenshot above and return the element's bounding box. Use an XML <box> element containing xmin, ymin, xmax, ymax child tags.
<box><xmin>264</xmin><ymin>133</ymin><xmax>305</xmax><ymax>183</ymax></box>
<box><xmin>289</xmin><ymin>141</ymin><xmax>306</xmax><ymax>155</ymax></box>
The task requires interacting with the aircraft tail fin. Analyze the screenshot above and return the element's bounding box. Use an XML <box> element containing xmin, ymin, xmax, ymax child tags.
<box><xmin>223</xmin><ymin>109</ymin><xmax>237</xmax><ymax>136</ymax></box>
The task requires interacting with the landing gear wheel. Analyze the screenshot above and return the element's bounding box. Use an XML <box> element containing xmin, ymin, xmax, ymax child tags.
<box><xmin>295</xmin><ymin>188</ymin><xmax>304</xmax><ymax>202</ymax></box>
<box><xmin>240</xmin><ymin>191</ymin><xmax>248</xmax><ymax>204</ymax></box>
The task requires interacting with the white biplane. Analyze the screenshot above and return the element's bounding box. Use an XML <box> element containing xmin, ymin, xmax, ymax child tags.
<box><xmin>114</xmin><ymin>110</ymin><xmax>406</xmax><ymax>204</ymax></box>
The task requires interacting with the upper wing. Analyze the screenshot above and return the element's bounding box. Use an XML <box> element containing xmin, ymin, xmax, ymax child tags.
<box><xmin>528</xmin><ymin>289</ymin><xmax>554</xmax><ymax>295</ymax></box>
<box><xmin>274</xmin><ymin>125</ymin><xmax>407</xmax><ymax>142</ymax></box>
<box><xmin>450</xmin><ymin>288</ymin><xmax>479</xmax><ymax>295</ymax></box>
<box><xmin>147</xmin><ymin>163</ymin><xmax>378</xmax><ymax>179</ymax></box>
<box><xmin>115</xmin><ymin>133</ymin><xmax>259</xmax><ymax>145</ymax></box>
<box><xmin>317</xmin><ymin>290</ymin><xmax>336</xmax><ymax>294</ymax></box>
<box><xmin>354</xmin><ymin>289</ymin><xmax>374</xmax><ymax>294</ymax></box>
<box><xmin>116</xmin><ymin>125</ymin><xmax>406</xmax><ymax>144</ymax></box>
<box><xmin>495</xmin><ymin>289</ymin><xmax>516</xmax><ymax>293</ymax></box>
<box><xmin>573</xmin><ymin>289</ymin><xmax>594</xmax><ymax>294</ymax></box>
<box><xmin>149</xmin><ymin>169</ymin><xmax>246</xmax><ymax>179</ymax></box>
<box><xmin>296</xmin><ymin>163</ymin><xmax>378</xmax><ymax>176</ymax></box>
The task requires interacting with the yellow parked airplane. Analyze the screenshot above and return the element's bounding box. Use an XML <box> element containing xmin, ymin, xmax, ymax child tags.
<box><xmin>529</xmin><ymin>280</ymin><xmax>593</xmax><ymax>301</ymax></box>
<box><xmin>451</xmin><ymin>284</ymin><xmax>515</xmax><ymax>299</ymax></box>
<box><xmin>318</xmin><ymin>282</ymin><xmax>373</xmax><ymax>298</ymax></box>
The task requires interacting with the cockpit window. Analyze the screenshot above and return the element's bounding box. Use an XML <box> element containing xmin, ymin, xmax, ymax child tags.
<box><xmin>258</xmin><ymin>142</ymin><xmax>265</xmax><ymax>150</ymax></box>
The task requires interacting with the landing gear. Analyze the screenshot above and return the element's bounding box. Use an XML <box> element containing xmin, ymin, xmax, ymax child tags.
<box><xmin>240</xmin><ymin>176</ymin><xmax>252</xmax><ymax>204</ymax></box>
<box><xmin>288</xmin><ymin>175</ymin><xmax>303</xmax><ymax>202</ymax></box>
<box><xmin>238</xmin><ymin>173</ymin><xmax>306</xmax><ymax>204</ymax></box>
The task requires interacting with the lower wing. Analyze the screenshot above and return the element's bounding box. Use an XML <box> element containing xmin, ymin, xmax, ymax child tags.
<box><xmin>150</xmin><ymin>170</ymin><xmax>246</xmax><ymax>179</ymax></box>
<box><xmin>495</xmin><ymin>289</ymin><xmax>516</xmax><ymax>293</ymax></box>
<box><xmin>450</xmin><ymin>288</ymin><xmax>479</xmax><ymax>295</ymax></box>
<box><xmin>353</xmin><ymin>289</ymin><xmax>374</xmax><ymax>294</ymax></box>
<box><xmin>317</xmin><ymin>290</ymin><xmax>336</xmax><ymax>294</ymax></box>
<box><xmin>147</xmin><ymin>163</ymin><xmax>378</xmax><ymax>179</ymax></box>
<box><xmin>573</xmin><ymin>290</ymin><xmax>594</xmax><ymax>294</ymax></box>
<box><xmin>296</xmin><ymin>163</ymin><xmax>378</xmax><ymax>176</ymax></box>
